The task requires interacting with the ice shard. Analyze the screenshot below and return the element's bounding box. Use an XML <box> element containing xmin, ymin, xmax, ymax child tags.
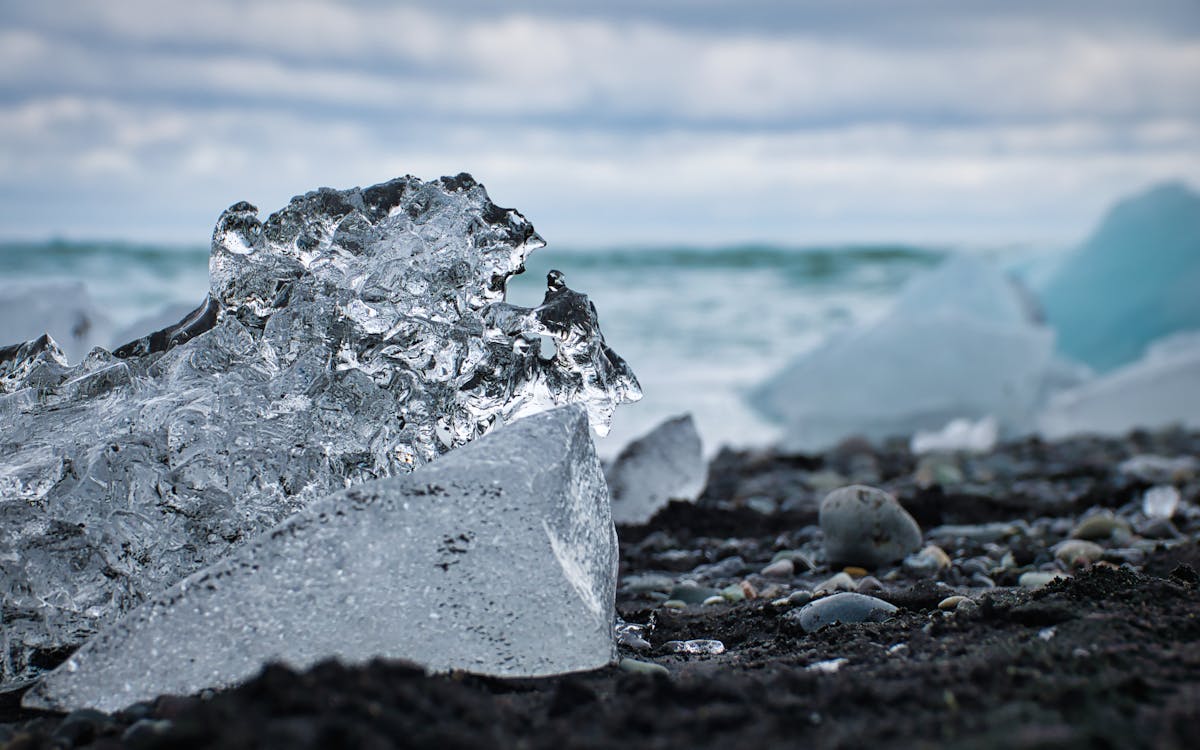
<box><xmin>0</xmin><ymin>174</ymin><xmax>640</xmax><ymax>688</ymax></box>
<box><xmin>24</xmin><ymin>406</ymin><xmax>618</xmax><ymax>713</ymax></box>
<box><xmin>605</xmin><ymin>414</ymin><xmax>706</xmax><ymax>525</ymax></box>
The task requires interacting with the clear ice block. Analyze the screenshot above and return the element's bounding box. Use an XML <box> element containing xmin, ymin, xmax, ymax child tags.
<box><xmin>0</xmin><ymin>174</ymin><xmax>640</xmax><ymax>688</ymax></box>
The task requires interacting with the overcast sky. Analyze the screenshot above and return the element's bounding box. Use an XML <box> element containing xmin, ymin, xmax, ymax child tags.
<box><xmin>1</xmin><ymin>0</ymin><xmax>1198</xmax><ymax>247</ymax></box>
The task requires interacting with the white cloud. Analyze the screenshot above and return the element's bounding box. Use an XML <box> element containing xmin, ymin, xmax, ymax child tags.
<box><xmin>0</xmin><ymin>1</ymin><xmax>1197</xmax><ymax>243</ymax></box>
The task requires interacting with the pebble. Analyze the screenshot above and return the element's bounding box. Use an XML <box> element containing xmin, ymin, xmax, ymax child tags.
<box><xmin>663</xmin><ymin>599</ymin><xmax>687</xmax><ymax>609</ymax></box>
<box><xmin>1143</xmin><ymin>485</ymin><xmax>1181</xmax><ymax>519</ymax></box>
<box><xmin>788</xmin><ymin>589</ymin><xmax>814</xmax><ymax>605</ymax></box>
<box><xmin>1054</xmin><ymin>539</ymin><xmax>1104</xmax><ymax>567</ymax></box>
<box><xmin>720</xmin><ymin>584</ymin><xmax>746</xmax><ymax>602</ymax></box>
<box><xmin>1136</xmin><ymin>517</ymin><xmax>1180</xmax><ymax>540</ymax></box>
<box><xmin>619</xmin><ymin>658</ymin><xmax>669</xmax><ymax>676</ymax></box>
<box><xmin>937</xmin><ymin>595</ymin><xmax>968</xmax><ymax>611</ymax></box>
<box><xmin>1018</xmin><ymin>571</ymin><xmax>1069</xmax><ymax>589</ymax></box>
<box><xmin>664</xmin><ymin>639</ymin><xmax>726</xmax><ymax>655</ymax></box>
<box><xmin>121</xmin><ymin>719</ymin><xmax>174</xmax><ymax>747</ymax></box>
<box><xmin>771</xmin><ymin>550</ymin><xmax>815</xmax><ymax>570</ymax></box>
<box><xmin>702</xmin><ymin>595</ymin><xmax>726</xmax><ymax>606</ymax></box>
<box><xmin>843</xmin><ymin>566</ymin><xmax>868</xmax><ymax>577</ymax></box>
<box><xmin>1071</xmin><ymin>511</ymin><xmax>1130</xmax><ymax>541</ymax></box>
<box><xmin>789</xmin><ymin>592</ymin><xmax>899</xmax><ymax>633</ymax></box>
<box><xmin>955</xmin><ymin>598</ymin><xmax>979</xmax><ymax>616</ymax></box>
<box><xmin>668</xmin><ymin>582</ymin><xmax>721</xmax><ymax>604</ymax></box>
<box><xmin>903</xmin><ymin>545</ymin><xmax>951</xmax><ymax>576</ymax></box>
<box><xmin>814</xmin><ymin>571</ymin><xmax>857</xmax><ymax>594</ymax></box>
<box><xmin>623</xmin><ymin>573</ymin><xmax>674</xmax><ymax>593</ymax></box>
<box><xmin>856</xmin><ymin>575</ymin><xmax>886</xmax><ymax>594</ymax></box>
<box><xmin>820</xmin><ymin>485</ymin><xmax>922</xmax><ymax>568</ymax></box>
<box><xmin>761</xmin><ymin>559</ymin><xmax>795</xmax><ymax>578</ymax></box>
<box><xmin>928</xmin><ymin>522</ymin><xmax>1018</xmax><ymax>543</ymax></box>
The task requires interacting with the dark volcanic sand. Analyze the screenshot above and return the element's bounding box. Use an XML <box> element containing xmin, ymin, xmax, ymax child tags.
<box><xmin>3</xmin><ymin>431</ymin><xmax>1199</xmax><ymax>749</ymax></box>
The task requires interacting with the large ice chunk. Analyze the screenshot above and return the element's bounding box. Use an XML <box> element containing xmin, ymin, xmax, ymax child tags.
<box><xmin>750</xmin><ymin>255</ymin><xmax>1054</xmax><ymax>452</ymax></box>
<box><xmin>23</xmin><ymin>406</ymin><xmax>617</xmax><ymax>712</ymax></box>
<box><xmin>1039</xmin><ymin>182</ymin><xmax>1200</xmax><ymax>372</ymax></box>
<box><xmin>605</xmin><ymin>414</ymin><xmax>706</xmax><ymax>525</ymax></box>
<box><xmin>0</xmin><ymin>280</ymin><xmax>113</xmax><ymax>363</ymax></box>
<box><xmin>0</xmin><ymin>174</ymin><xmax>640</xmax><ymax>688</ymax></box>
<box><xmin>1038</xmin><ymin>330</ymin><xmax>1200</xmax><ymax>439</ymax></box>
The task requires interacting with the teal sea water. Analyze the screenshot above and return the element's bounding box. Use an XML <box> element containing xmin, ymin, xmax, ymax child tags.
<box><xmin>0</xmin><ymin>241</ymin><xmax>949</xmax><ymax>455</ymax></box>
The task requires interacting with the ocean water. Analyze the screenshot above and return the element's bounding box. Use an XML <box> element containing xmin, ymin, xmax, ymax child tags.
<box><xmin>0</xmin><ymin>240</ymin><xmax>946</xmax><ymax>456</ymax></box>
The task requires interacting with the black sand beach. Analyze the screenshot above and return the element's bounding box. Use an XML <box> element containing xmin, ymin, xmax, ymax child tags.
<box><xmin>3</xmin><ymin>428</ymin><xmax>1199</xmax><ymax>749</ymax></box>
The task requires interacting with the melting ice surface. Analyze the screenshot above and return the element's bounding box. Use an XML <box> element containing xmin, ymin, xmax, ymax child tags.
<box><xmin>0</xmin><ymin>174</ymin><xmax>640</xmax><ymax>688</ymax></box>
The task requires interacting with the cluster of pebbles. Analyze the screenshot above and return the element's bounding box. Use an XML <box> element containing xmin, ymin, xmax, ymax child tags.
<box><xmin>615</xmin><ymin>429</ymin><xmax>1200</xmax><ymax>668</ymax></box>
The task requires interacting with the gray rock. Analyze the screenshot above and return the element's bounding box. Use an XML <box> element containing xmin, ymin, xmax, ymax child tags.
<box><xmin>606</xmin><ymin>414</ymin><xmax>706</xmax><ymax>525</ymax></box>
<box><xmin>24</xmin><ymin>406</ymin><xmax>617</xmax><ymax>713</ymax></box>
<box><xmin>789</xmin><ymin>592</ymin><xmax>899</xmax><ymax>633</ymax></box>
<box><xmin>820</xmin><ymin>485</ymin><xmax>922</xmax><ymax>568</ymax></box>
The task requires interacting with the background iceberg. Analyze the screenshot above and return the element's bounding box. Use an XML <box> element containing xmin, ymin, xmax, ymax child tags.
<box><xmin>0</xmin><ymin>174</ymin><xmax>640</xmax><ymax>688</ymax></box>
<box><xmin>750</xmin><ymin>255</ymin><xmax>1055</xmax><ymax>452</ymax></box>
<box><xmin>1039</xmin><ymin>182</ymin><xmax>1200</xmax><ymax>372</ymax></box>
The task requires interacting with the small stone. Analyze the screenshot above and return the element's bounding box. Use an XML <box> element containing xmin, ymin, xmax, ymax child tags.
<box><xmin>788</xmin><ymin>589</ymin><xmax>814</xmax><ymax>605</ymax></box>
<box><xmin>771</xmin><ymin>597</ymin><xmax>791</xmax><ymax>607</ymax></box>
<box><xmin>814</xmin><ymin>572</ymin><xmax>857</xmax><ymax>594</ymax></box>
<box><xmin>663</xmin><ymin>639</ymin><xmax>725</xmax><ymax>655</ymax></box>
<box><xmin>1136</xmin><ymin>517</ymin><xmax>1180</xmax><ymax>540</ymax></box>
<box><xmin>720</xmin><ymin>584</ymin><xmax>746</xmax><ymax>602</ymax></box>
<box><xmin>1071</xmin><ymin>511</ymin><xmax>1129</xmax><ymax>541</ymax></box>
<box><xmin>623</xmin><ymin>574</ymin><xmax>675</xmax><ymax>594</ymax></box>
<box><xmin>903</xmin><ymin>545</ymin><xmax>951</xmax><ymax>576</ymax></box>
<box><xmin>928</xmin><ymin>522</ymin><xmax>1018</xmax><ymax>543</ymax></box>
<box><xmin>855</xmin><ymin>575</ymin><xmax>885</xmax><ymax>594</ymax></box>
<box><xmin>761</xmin><ymin>559</ymin><xmax>795</xmax><ymax>578</ymax></box>
<box><xmin>740</xmin><ymin>580</ymin><xmax>759</xmax><ymax>600</ymax></box>
<box><xmin>788</xmin><ymin>592</ymin><xmax>898</xmax><ymax>633</ymax></box>
<box><xmin>668</xmin><ymin>582</ymin><xmax>721</xmax><ymax>604</ymax></box>
<box><xmin>122</xmin><ymin>719</ymin><xmax>174</xmax><ymax>747</ymax></box>
<box><xmin>1143</xmin><ymin>485</ymin><xmax>1181</xmax><ymax>519</ymax></box>
<box><xmin>820</xmin><ymin>485</ymin><xmax>922</xmax><ymax>568</ymax></box>
<box><xmin>937</xmin><ymin>595</ymin><xmax>968</xmax><ymax>611</ymax></box>
<box><xmin>1054</xmin><ymin>539</ymin><xmax>1104</xmax><ymax>567</ymax></box>
<box><xmin>1019</xmin><ymin>571</ymin><xmax>1068</xmax><ymax>589</ymax></box>
<box><xmin>771</xmin><ymin>550</ymin><xmax>815</xmax><ymax>570</ymax></box>
<box><xmin>662</xmin><ymin>600</ymin><xmax>687</xmax><ymax>609</ymax></box>
<box><xmin>843</xmin><ymin>566</ymin><xmax>868</xmax><ymax>578</ymax></box>
<box><xmin>702</xmin><ymin>595</ymin><xmax>725</xmax><ymax>606</ymax></box>
<box><xmin>619</xmin><ymin>658</ymin><xmax>669</xmax><ymax>676</ymax></box>
<box><xmin>955</xmin><ymin>598</ymin><xmax>979</xmax><ymax>616</ymax></box>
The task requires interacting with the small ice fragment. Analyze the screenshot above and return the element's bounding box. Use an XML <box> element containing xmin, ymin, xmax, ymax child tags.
<box><xmin>806</xmin><ymin>658</ymin><xmax>849</xmax><ymax>674</ymax></box>
<box><xmin>1038</xmin><ymin>627</ymin><xmax>1056</xmax><ymax>641</ymax></box>
<box><xmin>24</xmin><ymin>407</ymin><xmax>618</xmax><ymax>713</ymax></box>
<box><xmin>1143</xmin><ymin>485</ymin><xmax>1181</xmax><ymax>519</ymax></box>
<box><xmin>605</xmin><ymin>414</ymin><xmax>706</xmax><ymax>525</ymax></box>
<box><xmin>663</xmin><ymin>639</ymin><xmax>726</xmax><ymax>655</ymax></box>
<box><xmin>911</xmin><ymin>416</ymin><xmax>998</xmax><ymax>454</ymax></box>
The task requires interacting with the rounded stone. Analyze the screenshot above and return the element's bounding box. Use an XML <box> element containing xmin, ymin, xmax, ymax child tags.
<box><xmin>820</xmin><ymin>485</ymin><xmax>923</xmax><ymax>568</ymax></box>
<box><xmin>761</xmin><ymin>559</ymin><xmax>795</xmax><ymax>578</ymax></box>
<box><xmin>789</xmin><ymin>592</ymin><xmax>899</xmax><ymax>633</ymax></box>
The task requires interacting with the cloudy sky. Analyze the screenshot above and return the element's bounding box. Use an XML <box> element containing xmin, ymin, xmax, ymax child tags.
<box><xmin>1</xmin><ymin>0</ymin><xmax>1198</xmax><ymax>247</ymax></box>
